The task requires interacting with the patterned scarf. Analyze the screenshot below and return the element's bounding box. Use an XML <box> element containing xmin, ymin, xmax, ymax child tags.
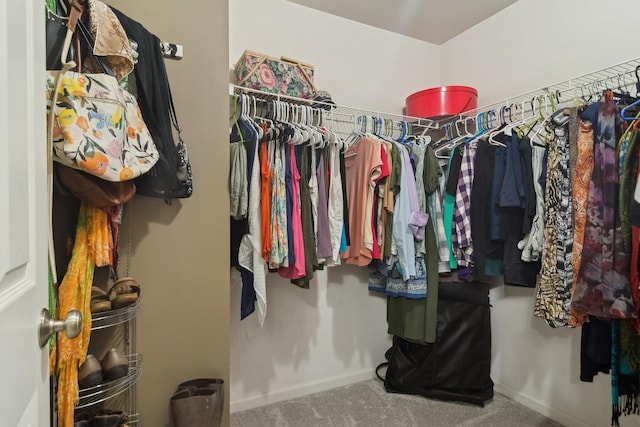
<box><xmin>55</xmin><ymin>203</ymin><xmax>110</xmax><ymax>427</ymax></box>
<box><xmin>571</xmin><ymin>96</ymin><xmax>635</xmax><ymax>319</ymax></box>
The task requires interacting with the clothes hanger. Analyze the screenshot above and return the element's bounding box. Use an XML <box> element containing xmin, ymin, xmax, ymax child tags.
<box><xmin>516</xmin><ymin>95</ymin><xmax>543</xmax><ymax>140</ymax></box>
<box><xmin>252</xmin><ymin>96</ymin><xmax>273</xmax><ymax>130</ymax></box>
<box><xmin>244</xmin><ymin>95</ymin><xmax>265</xmax><ymax>140</ymax></box>
<box><xmin>311</xmin><ymin>107</ymin><xmax>326</xmax><ymax>148</ymax></box>
<box><xmin>434</xmin><ymin>114</ymin><xmax>471</xmax><ymax>158</ymax></box>
<box><xmin>289</xmin><ymin>102</ymin><xmax>308</xmax><ymax>145</ymax></box>
<box><xmin>432</xmin><ymin>120</ymin><xmax>453</xmax><ymax>149</ymax></box>
<box><xmin>343</xmin><ymin>115</ymin><xmax>364</xmax><ymax>150</ymax></box>
<box><xmin>529</xmin><ymin>94</ymin><xmax>557</xmax><ymax>146</ymax></box>
<box><xmin>273</xmin><ymin>100</ymin><xmax>295</xmax><ymax>144</ymax></box>
<box><xmin>620</xmin><ymin>94</ymin><xmax>640</xmax><ymax>121</ymax></box>
<box><xmin>487</xmin><ymin>108</ymin><xmax>508</xmax><ymax>147</ymax></box>
<box><xmin>229</xmin><ymin>94</ymin><xmax>246</xmax><ymax>143</ymax></box>
<box><xmin>298</xmin><ymin>105</ymin><xmax>319</xmax><ymax>147</ymax></box>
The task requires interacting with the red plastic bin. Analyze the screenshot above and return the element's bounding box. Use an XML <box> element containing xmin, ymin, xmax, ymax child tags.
<box><xmin>405</xmin><ymin>86</ymin><xmax>478</xmax><ymax>118</ymax></box>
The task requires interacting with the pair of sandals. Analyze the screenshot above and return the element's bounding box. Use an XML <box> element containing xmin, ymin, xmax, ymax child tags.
<box><xmin>91</xmin><ymin>277</ymin><xmax>141</xmax><ymax>313</ymax></box>
<box><xmin>74</xmin><ymin>410</ymin><xmax>128</xmax><ymax>427</ymax></box>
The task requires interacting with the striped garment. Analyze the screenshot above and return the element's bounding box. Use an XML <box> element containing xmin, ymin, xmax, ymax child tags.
<box><xmin>453</xmin><ymin>144</ymin><xmax>476</xmax><ymax>268</ymax></box>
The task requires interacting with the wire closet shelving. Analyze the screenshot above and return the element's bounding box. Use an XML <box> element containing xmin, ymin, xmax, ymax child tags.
<box><xmin>230</xmin><ymin>56</ymin><xmax>640</xmax><ymax>136</ymax></box>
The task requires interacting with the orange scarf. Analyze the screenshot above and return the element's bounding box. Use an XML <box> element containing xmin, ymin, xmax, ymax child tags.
<box><xmin>55</xmin><ymin>203</ymin><xmax>110</xmax><ymax>427</ymax></box>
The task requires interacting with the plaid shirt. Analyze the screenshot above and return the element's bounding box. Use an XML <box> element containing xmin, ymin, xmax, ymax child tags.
<box><xmin>453</xmin><ymin>144</ymin><xmax>476</xmax><ymax>267</ymax></box>
<box><xmin>431</xmin><ymin>179</ymin><xmax>450</xmax><ymax>272</ymax></box>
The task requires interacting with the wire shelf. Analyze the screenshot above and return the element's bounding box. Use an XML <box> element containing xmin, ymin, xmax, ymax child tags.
<box><xmin>434</xmin><ymin>56</ymin><xmax>640</xmax><ymax>127</ymax></box>
<box><xmin>127</xmin><ymin>412</ymin><xmax>142</xmax><ymax>426</ymax></box>
<box><xmin>232</xmin><ymin>56</ymin><xmax>640</xmax><ymax>135</ymax></box>
<box><xmin>91</xmin><ymin>299</ymin><xmax>142</xmax><ymax>331</ymax></box>
<box><xmin>230</xmin><ymin>83</ymin><xmax>439</xmax><ymax>137</ymax></box>
<box><xmin>77</xmin><ymin>353</ymin><xmax>143</xmax><ymax>409</ymax></box>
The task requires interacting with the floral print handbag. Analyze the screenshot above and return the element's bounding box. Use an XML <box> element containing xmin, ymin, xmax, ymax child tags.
<box><xmin>46</xmin><ymin>17</ymin><xmax>159</xmax><ymax>182</ymax></box>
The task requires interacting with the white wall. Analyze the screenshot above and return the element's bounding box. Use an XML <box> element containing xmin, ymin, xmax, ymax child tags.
<box><xmin>441</xmin><ymin>0</ymin><xmax>640</xmax><ymax>106</ymax></box>
<box><xmin>441</xmin><ymin>1</ymin><xmax>640</xmax><ymax>426</ymax></box>
<box><xmin>229</xmin><ymin>0</ymin><xmax>441</xmax><ymax>412</ymax></box>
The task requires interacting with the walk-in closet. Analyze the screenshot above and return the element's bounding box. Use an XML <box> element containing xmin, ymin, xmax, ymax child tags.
<box><xmin>228</xmin><ymin>1</ymin><xmax>640</xmax><ymax>427</ymax></box>
<box><xmin>6</xmin><ymin>0</ymin><xmax>640</xmax><ymax>426</ymax></box>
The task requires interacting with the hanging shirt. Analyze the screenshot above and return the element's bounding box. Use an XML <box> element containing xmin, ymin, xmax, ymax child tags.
<box><xmin>453</xmin><ymin>144</ymin><xmax>476</xmax><ymax>270</ymax></box>
<box><xmin>470</xmin><ymin>139</ymin><xmax>498</xmax><ymax>279</ymax></box>
<box><xmin>362</xmin><ymin>138</ymin><xmax>383</xmax><ymax>253</ymax></box>
<box><xmin>316</xmin><ymin>150</ymin><xmax>333</xmax><ymax>260</ymax></box>
<box><xmin>501</xmin><ymin>134</ymin><xmax>540</xmax><ymax>288</ymax></box>
<box><xmin>230</xmin><ymin>118</ymin><xmax>257</xmax><ymax>320</ymax></box>
<box><xmin>383</xmin><ymin>143</ymin><xmax>402</xmax><ymax>259</ymax></box>
<box><xmin>392</xmin><ymin>143</ymin><xmax>418</xmax><ymax>280</ymax></box>
<box><xmin>371</xmin><ymin>144</ymin><xmax>390</xmax><ymax>260</ymax></box>
<box><xmin>431</xmin><ymin>155</ymin><xmax>450</xmax><ymax>273</ymax></box>
<box><xmin>444</xmin><ymin>149</ymin><xmax>462</xmax><ymax>270</ymax></box>
<box><xmin>259</xmin><ymin>139</ymin><xmax>271</xmax><ymax>260</ymax></box>
<box><xmin>326</xmin><ymin>141</ymin><xmax>344</xmax><ymax>266</ymax></box>
<box><xmin>283</xmin><ymin>134</ymin><xmax>295</xmax><ymax>268</ymax></box>
<box><xmin>518</xmin><ymin>143</ymin><xmax>547</xmax><ymax>262</ymax></box>
<box><xmin>378</xmin><ymin>140</ymin><xmax>394</xmax><ymax>257</ymax></box>
<box><xmin>291</xmin><ymin>145</ymin><xmax>319</xmax><ymax>288</ymax></box>
<box><xmin>309</xmin><ymin>146</ymin><xmax>319</xmax><ymax>257</ymax></box>
<box><xmin>342</xmin><ymin>136</ymin><xmax>382</xmax><ymax>266</ymax></box>
<box><xmin>279</xmin><ymin>143</ymin><xmax>306</xmax><ymax>279</ymax></box>
<box><xmin>413</xmin><ymin>144</ymin><xmax>427</xmax><ymax>256</ymax></box>
<box><xmin>229</xmin><ymin>141</ymin><xmax>248</xmax><ymax>220</ymax></box>
<box><xmin>237</xmin><ymin>119</ymin><xmax>266</xmax><ymax>325</ymax></box>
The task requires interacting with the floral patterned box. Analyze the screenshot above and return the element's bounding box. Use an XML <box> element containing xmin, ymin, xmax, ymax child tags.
<box><xmin>233</xmin><ymin>50</ymin><xmax>315</xmax><ymax>99</ymax></box>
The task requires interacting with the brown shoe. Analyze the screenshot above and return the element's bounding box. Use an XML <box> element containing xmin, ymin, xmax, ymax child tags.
<box><xmin>108</xmin><ymin>278</ymin><xmax>140</xmax><ymax>309</ymax></box>
<box><xmin>78</xmin><ymin>355</ymin><xmax>103</xmax><ymax>389</ymax></box>
<box><xmin>100</xmin><ymin>348</ymin><xmax>128</xmax><ymax>381</ymax></box>
<box><xmin>90</xmin><ymin>286</ymin><xmax>111</xmax><ymax>313</ymax></box>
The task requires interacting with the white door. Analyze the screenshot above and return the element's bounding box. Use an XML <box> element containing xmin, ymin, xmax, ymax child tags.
<box><xmin>0</xmin><ymin>0</ymin><xmax>50</xmax><ymax>426</ymax></box>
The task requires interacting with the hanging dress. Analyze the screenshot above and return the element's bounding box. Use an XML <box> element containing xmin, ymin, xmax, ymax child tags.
<box><xmin>534</xmin><ymin>112</ymin><xmax>573</xmax><ymax>327</ymax></box>
<box><xmin>569</xmin><ymin>109</ymin><xmax>596</xmax><ymax>327</ymax></box>
<box><xmin>571</xmin><ymin>97</ymin><xmax>635</xmax><ymax>319</ymax></box>
<box><xmin>268</xmin><ymin>141</ymin><xmax>288</xmax><ymax>268</ymax></box>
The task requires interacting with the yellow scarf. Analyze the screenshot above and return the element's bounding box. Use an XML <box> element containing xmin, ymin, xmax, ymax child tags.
<box><xmin>54</xmin><ymin>203</ymin><xmax>110</xmax><ymax>427</ymax></box>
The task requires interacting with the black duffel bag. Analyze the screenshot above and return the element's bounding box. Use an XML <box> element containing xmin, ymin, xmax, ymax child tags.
<box><xmin>377</xmin><ymin>281</ymin><xmax>493</xmax><ymax>406</ymax></box>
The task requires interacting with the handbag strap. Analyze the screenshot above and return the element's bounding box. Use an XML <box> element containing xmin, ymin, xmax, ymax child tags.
<box><xmin>167</xmin><ymin>82</ymin><xmax>184</xmax><ymax>144</ymax></box>
<box><xmin>57</xmin><ymin>0</ymin><xmax>113</xmax><ymax>75</ymax></box>
<box><xmin>74</xmin><ymin>18</ymin><xmax>114</xmax><ymax>76</ymax></box>
<box><xmin>47</xmin><ymin>1</ymin><xmax>83</xmax><ymax>284</ymax></box>
<box><xmin>375</xmin><ymin>362</ymin><xmax>388</xmax><ymax>382</ymax></box>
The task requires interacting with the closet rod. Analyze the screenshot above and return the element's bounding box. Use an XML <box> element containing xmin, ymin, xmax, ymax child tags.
<box><xmin>229</xmin><ymin>83</ymin><xmax>440</xmax><ymax>132</ymax></box>
<box><xmin>435</xmin><ymin>56</ymin><xmax>640</xmax><ymax>127</ymax></box>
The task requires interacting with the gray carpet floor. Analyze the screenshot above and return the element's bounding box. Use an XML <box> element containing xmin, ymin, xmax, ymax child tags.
<box><xmin>231</xmin><ymin>379</ymin><xmax>564</xmax><ymax>427</ymax></box>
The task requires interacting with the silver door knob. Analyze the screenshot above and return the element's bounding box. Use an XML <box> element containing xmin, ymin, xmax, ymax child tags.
<box><xmin>38</xmin><ymin>308</ymin><xmax>82</xmax><ymax>348</ymax></box>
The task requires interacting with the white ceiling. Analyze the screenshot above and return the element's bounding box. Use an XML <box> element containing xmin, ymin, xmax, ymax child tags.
<box><xmin>287</xmin><ymin>0</ymin><xmax>518</xmax><ymax>45</ymax></box>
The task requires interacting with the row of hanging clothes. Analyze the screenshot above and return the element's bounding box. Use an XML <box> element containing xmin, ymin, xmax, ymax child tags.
<box><xmin>228</xmin><ymin>92</ymin><xmax>441</xmax><ymax>329</ymax></box>
<box><xmin>428</xmin><ymin>79</ymin><xmax>640</xmax><ymax>425</ymax></box>
<box><xmin>229</xmin><ymin>68</ymin><xmax>640</xmax><ymax>423</ymax></box>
